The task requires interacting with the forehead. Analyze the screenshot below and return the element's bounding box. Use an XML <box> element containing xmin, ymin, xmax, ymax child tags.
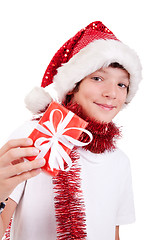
<box><xmin>90</xmin><ymin>66</ymin><xmax>130</xmax><ymax>79</ymax></box>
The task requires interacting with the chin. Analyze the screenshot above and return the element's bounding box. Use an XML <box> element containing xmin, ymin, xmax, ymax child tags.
<box><xmin>92</xmin><ymin>110</ymin><xmax>116</xmax><ymax>123</ymax></box>
<box><xmin>91</xmin><ymin>117</ymin><xmax>112</xmax><ymax>124</ymax></box>
<box><xmin>93</xmin><ymin>115</ymin><xmax>113</xmax><ymax>123</ymax></box>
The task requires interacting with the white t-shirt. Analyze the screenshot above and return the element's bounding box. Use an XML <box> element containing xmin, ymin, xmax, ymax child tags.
<box><xmin>8</xmin><ymin>121</ymin><xmax>135</xmax><ymax>240</ymax></box>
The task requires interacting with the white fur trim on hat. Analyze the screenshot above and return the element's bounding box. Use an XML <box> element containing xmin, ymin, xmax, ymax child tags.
<box><xmin>52</xmin><ymin>39</ymin><xmax>142</xmax><ymax>103</ymax></box>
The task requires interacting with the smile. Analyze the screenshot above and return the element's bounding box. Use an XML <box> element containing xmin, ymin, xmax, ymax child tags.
<box><xmin>95</xmin><ymin>103</ymin><xmax>116</xmax><ymax>111</ymax></box>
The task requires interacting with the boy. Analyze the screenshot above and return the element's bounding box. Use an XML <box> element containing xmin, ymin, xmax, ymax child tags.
<box><xmin>0</xmin><ymin>21</ymin><xmax>142</xmax><ymax>240</ymax></box>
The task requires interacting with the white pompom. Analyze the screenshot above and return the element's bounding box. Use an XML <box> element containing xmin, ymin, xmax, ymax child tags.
<box><xmin>24</xmin><ymin>87</ymin><xmax>53</xmax><ymax>114</ymax></box>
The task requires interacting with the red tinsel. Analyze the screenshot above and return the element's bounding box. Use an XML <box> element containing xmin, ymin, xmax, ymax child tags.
<box><xmin>52</xmin><ymin>102</ymin><xmax>121</xmax><ymax>240</ymax></box>
<box><xmin>53</xmin><ymin>148</ymin><xmax>87</xmax><ymax>240</ymax></box>
<box><xmin>80</xmin><ymin>121</ymin><xmax>121</xmax><ymax>153</ymax></box>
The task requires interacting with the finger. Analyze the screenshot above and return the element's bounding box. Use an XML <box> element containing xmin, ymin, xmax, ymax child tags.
<box><xmin>11</xmin><ymin>168</ymin><xmax>43</xmax><ymax>186</ymax></box>
<box><xmin>1</xmin><ymin>168</ymin><xmax>43</xmax><ymax>199</ymax></box>
<box><xmin>0</xmin><ymin>147</ymin><xmax>40</xmax><ymax>167</ymax></box>
<box><xmin>0</xmin><ymin>138</ymin><xmax>33</xmax><ymax>157</ymax></box>
<box><xmin>2</xmin><ymin>158</ymin><xmax>46</xmax><ymax>179</ymax></box>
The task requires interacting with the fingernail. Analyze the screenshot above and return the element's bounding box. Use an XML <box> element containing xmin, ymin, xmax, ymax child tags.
<box><xmin>27</xmin><ymin>138</ymin><xmax>33</xmax><ymax>145</ymax></box>
<box><xmin>32</xmin><ymin>148</ymin><xmax>39</xmax><ymax>155</ymax></box>
<box><xmin>38</xmin><ymin>158</ymin><xmax>46</xmax><ymax>165</ymax></box>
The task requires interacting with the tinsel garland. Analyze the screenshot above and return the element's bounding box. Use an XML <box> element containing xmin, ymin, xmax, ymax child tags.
<box><xmin>53</xmin><ymin>102</ymin><xmax>121</xmax><ymax>240</ymax></box>
<box><xmin>79</xmin><ymin>121</ymin><xmax>121</xmax><ymax>153</ymax></box>
<box><xmin>53</xmin><ymin>148</ymin><xmax>87</xmax><ymax>240</ymax></box>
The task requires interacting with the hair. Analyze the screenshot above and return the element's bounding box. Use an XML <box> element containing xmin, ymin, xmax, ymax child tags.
<box><xmin>108</xmin><ymin>62</ymin><xmax>126</xmax><ymax>70</ymax></box>
<box><xmin>64</xmin><ymin>62</ymin><xmax>129</xmax><ymax>105</ymax></box>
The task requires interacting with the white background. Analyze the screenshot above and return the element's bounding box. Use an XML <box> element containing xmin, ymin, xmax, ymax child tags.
<box><xmin>0</xmin><ymin>0</ymin><xmax>160</xmax><ymax>239</ymax></box>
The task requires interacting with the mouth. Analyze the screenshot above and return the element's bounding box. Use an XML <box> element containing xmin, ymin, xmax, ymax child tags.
<box><xmin>95</xmin><ymin>103</ymin><xmax>116</xmax><ymax>111</ymax></box>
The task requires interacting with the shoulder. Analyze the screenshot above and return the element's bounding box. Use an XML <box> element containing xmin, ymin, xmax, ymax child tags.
<box><xmin>105</xmin><ymin>148</ymin><xmax>132</xmax><ymax>173</ymax></box>
<box><xmin>102</xmin><ymin>147</ymin><xmax>130</xmax><ymax>162</ymax></box>
<box><xmin>80</xmin><ymin>148</ymin><xmax>131</xmax><ymax>172</ymax></box>
<box><xmin>111</xmin><ymin>148</ymin><xmax>130</xmax><ymax>162</ymax></box>
<box><xmin>114</xmin><ymin>148</ymin><xmax>133</xmax><ymax>180</ymax></box>
<box><xmin>7</xmin><ymin>120</ymin><xmax>38</xmax><ymax>140</ymax></box>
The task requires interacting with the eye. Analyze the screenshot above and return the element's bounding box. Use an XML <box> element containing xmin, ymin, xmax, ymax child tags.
<box><xmin>91</xmin><ymin>76</ymin><xmax>103</xmax><ymax>82</ymax></box>
<box><xmin>118</xmin><ymin>83</ymin><xmax>128</xmax><ymax>88</ymax></box>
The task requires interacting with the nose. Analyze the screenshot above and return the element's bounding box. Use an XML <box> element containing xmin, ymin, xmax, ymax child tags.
<box><xmin>102</xmin><ymin>82</ymin><xmax>117</xmax><ymax>99</ymax></box>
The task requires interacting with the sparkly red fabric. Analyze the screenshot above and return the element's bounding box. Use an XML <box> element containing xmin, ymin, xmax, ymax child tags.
<box><xmin>41</xmin><ymin>21</ymin><xmax>118</xmax><ymax>88</ymax></box>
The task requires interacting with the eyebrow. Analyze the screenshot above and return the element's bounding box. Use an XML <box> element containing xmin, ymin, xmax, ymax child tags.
<box><xmin>98</xmin><ymin>68</ymin><xmax>129</xmax><ymax>79</ymax></box>
<box><xmin>97</xmin><ymin>69</ymin><xmax>107</xmax><ymax>74</ymax></box>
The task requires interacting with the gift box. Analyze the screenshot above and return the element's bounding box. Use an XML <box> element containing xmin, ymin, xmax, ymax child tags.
<box><xmin>27</xmin><ymin>101</ymin><xmax>92</xmax><ymax>176</ymax></box>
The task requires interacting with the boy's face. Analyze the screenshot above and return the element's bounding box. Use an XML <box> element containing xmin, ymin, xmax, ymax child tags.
<box><xmin>71</xmin><ymin>66</ymin><xmax>129</xmax><ymax>123</ymax></box>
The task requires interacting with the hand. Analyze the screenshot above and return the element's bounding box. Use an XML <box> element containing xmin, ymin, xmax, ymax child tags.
<box><xmin>0</xmin><ymin>138</ymin><xmax>45</xmax><ymax>202</ymax></box>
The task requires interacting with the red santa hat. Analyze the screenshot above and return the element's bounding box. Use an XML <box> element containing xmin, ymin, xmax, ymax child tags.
<box><xmin>25</xmin><ymin>21</ymin><xmax>142</xmax><ymax>114</ymax></box>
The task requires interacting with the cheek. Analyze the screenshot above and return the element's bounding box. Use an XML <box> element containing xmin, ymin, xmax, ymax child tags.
<box><xmin>73</xmin><ymin>83</ymin><xmax>93</xmax><ymax>103</ymax></box>
<box><xmin>117</xmin><ymin>92</ymin><xmax>127</xmax><ymax>107</ymax></box>
<box><xmin>72</xmin><ymin>90</ymin><xmax>85</xmax><ymax>105</ymax></box>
